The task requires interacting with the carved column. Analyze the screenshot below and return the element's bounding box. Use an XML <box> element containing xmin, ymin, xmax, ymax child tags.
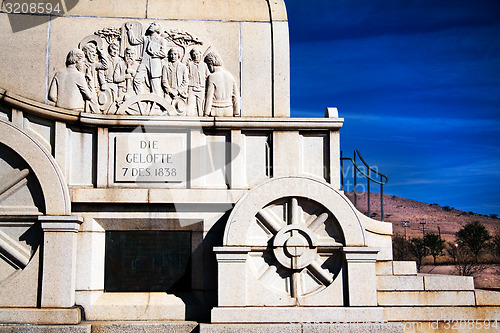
<box><xmin>39</xmin><ymin>216</ymin><xmax>83</xmax><ymax>307</ymax></box>
<box><xmin>343</xmin><ymin>247</ymin><xmax>379</xmax><ymax>306</ymax></box>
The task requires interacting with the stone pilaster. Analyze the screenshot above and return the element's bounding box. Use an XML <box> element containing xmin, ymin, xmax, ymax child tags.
<box><xmin>213</xmin><ymin>247</ymin><xmax>250</xmax><ymax>307</ymax></box>
<box><xmin>39</xmin><ymin>216</ymin><xmax>83</xmax><ymax>308</ymax></box>
<box><xmin>343</xmin><ymin>247</ymin><xmax>379</xmax><ymax>306</ymax></box>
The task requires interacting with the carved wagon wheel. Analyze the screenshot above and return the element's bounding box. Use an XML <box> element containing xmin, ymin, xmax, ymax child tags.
<box><xmin>116</xmin><ymin>94</ymin><xmax>179</xmax><ymax>116</ymax></box>
<box><xmin>223</xmin><ymin>177</ymin><xmax>364</xmax><ymax>299</ymax></box>
<box><xmin>251</xmin><ymin>196</ymin><xmax>344</xmax><ymax>298</ymax></box>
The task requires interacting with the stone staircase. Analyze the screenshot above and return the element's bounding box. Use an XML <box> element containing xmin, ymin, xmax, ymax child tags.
<box><xmin>376</xmin><ymin>261</ymin><xmax>500</xmax><ymax>324</ymax></box>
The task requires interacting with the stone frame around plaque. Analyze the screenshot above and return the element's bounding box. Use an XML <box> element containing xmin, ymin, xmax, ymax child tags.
<box><xmin>108</xmin><ymin>130</ymin><xmax>189</xmax><ymax>187</ymax></box>
<box><xmin>74</xmin><ymin>216</ymin><xmax>206</xmax><ymax>320</ymax></box>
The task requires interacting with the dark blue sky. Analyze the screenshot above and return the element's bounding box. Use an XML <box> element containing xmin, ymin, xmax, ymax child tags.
<box><xmin>286</xmin><ymin>0</ymin><xmax>500</xmax><ymax>215</ymax></box>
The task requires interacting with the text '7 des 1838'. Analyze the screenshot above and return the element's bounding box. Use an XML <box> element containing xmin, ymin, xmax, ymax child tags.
<box><xmin>114</xmin><ymin>133</ymin><xmax>187</xmax><ymax>183</ymax></box>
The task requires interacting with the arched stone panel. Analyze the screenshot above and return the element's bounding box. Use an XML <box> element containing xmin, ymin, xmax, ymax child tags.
<box><xmin>224</xmin><ymin>176</ymin><xmax>365</xmax><ymax>247</ymax></box>
<box><xmin>0</xmin><ymin>119</ymin><xmax>70</xmax><ymax>215</ymax></box>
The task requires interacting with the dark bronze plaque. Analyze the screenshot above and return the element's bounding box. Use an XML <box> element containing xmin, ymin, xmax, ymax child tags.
<box><xmin>104</xmin><ymin>231</ymin><xmax>191</xmax><ymax>292</ymax></box>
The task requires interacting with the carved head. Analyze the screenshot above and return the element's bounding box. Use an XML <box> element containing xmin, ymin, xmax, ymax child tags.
<box><xmin>168</xmin><ymin>48</ymin><xmax>181</xmax><ymax>63</ymax></box>
<box><xmin>108</xmin><ymin>41</ymin><xmax>120</xmax><ymax>57</ymax></box>
<box><xmin>82</xmin><ymin>42</ymin><xmax>98</xmax><ymax>63</ymax></box>
<box><xmin>66</xmin><ymin>49</ymin><xmax>85</xmax><ymax>71</ymax></box>
<box><xmin>125</xmin><ymin>46</ymin><xmax>136</xmax><ymax>63</ymax></box>
<box><xmin>190</xmin><ymin>48</ymin><xmax>202</xmax><ymax>63</ymax></box>
<box><xmin>204</xmin><ymin>51</ymin><xmax>223</xmax><ymax>72</ymax></box>
<box><xmin>146</xmin><ymin>22</ymin><xmax>161</xmax><ymax>35</ymax></box>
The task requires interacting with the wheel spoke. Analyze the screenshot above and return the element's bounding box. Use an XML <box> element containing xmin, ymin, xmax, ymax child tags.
<box><xmin>307</xmin><ymin>212</ymin><xmax>329</xmax><ymax>231</ymax></box>
<box><xmin>307</xmin><ymin>260</ymin><xmax>333</xmax><ymax>286</ymax></box>
<box><xmin>290</xmin><ymin>271</ymin><xmax>301</xmax><ymax>298</ymax></box>
<box><xmin>256</xmin><ymin>209</ymin><xmax>284</xmax><ymax>235</ymax></box>
<box><xmin>258</xmin><ymin>265</ymin><xmax>277</xmax><ymax>283</ymax></box>
<box><xmin>289</xmin><ymin>197</ymin><xmax>300</xmax><ymax>225</ymax></box>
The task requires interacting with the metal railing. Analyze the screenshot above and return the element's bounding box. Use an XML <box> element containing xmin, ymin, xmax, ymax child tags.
<box><xmin>340</xmin><ymin>150</ymin><xmax>389</xmax><ymax>221</ymax></box>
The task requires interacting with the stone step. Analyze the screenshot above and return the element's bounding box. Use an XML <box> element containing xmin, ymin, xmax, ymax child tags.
<box><xmin>200</xmin><ymin>323</ymin><xmax>405</xmax><ymax>333</ymax></box>
<box><xmin>377</xmin><ymin>275</ymin><xmax>424</xmax><ymax>291</ymax></box>
<box><xmin>377</xmin><ymin>274</ymin><xmax>474</xmax><ymax>292</ymax></box>
<box><xmin>89</xmin><ymin>321</ymin><xmax>198</xmax><ymax>333</ymax></box>
<box><xmin>376</xmin><ymin>261</ymin><xmax>417</xmax><ymax>276</ymax></box>
<box><xmin>378</xmin><ymin>291</ymin><xmax>476</xmax><ymax>306</ymax></box>
<box><xmin>0</xmin><ymin>324</ymin><xmax>91</xmax><ymax>333</ymax></box>
<box><xmin>383</xmin><ymin>306</ymin><xmax>500</xmax><ymax>322</ymax></box>
<box><xmin>0</xmin><ymin>307</ymin><xmax>81</xmax><ymax>325</ymax></box>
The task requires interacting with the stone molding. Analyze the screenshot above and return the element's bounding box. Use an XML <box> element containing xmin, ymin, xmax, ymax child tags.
<box><xmin>40</xmin><ymin>216</ymin><xmax>84</xmax><ymax>233</ymax></box>
<box><xmin>213</xmin><ymin>246</ymin><xmax>251</xmax><ymax>263</ymax></box>
<box><xmin>1</xmin><ymin>88</ymin><xmax>343</xmax><ymax>129</ymax></box>
<box><xmin>342</xmin><ymin>247</ymin><xmax>380</xmax><ymax>263</ymax></box>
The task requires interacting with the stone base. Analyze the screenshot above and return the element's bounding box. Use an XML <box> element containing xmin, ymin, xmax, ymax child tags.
<box><xmin>211</xmin><ymin>307</ymin><xmax>384</xmax><ymax>323</ymax></box>
<box><xmin>200</xmin><ymin>323</ymin><xmax>405</xmax><ymax>333</ymax></box>
<box><xmin>75</xmin><ymin>292</ymin><xmax>188</xmax><ymax>321</ymax></box>
<box><xmin>384</xmin><ymin>306</ymin><xmax>500</xmax><ymax>322</ymax></box>
<box><xmin>211</xmin><ymin>305</ymin><xmax>500</xmax><ymax>327</ymax></box>
<box><xmin>0</xmin><ymin>307</ymin><xmax>82</xmax><ymax>325</ymax></box>
<box><xmin>90</xmin><ymin>321</ymin><xmax>199</xmax><ymax>333</ymax></box>
<box><xmin>1</xmin><ymin>314</ymin><xmax>499</xmax><ymax>333</ymax></box>
<box><xmin>0</xmin><ymin>324</ymin><xmax>91</xmax><ymax>333</ymax></box>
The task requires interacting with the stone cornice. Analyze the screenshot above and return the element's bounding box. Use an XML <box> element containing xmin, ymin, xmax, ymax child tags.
<box><xmin>1</xmin><ymin>87</ymin><xmax>344</xmax><ymax>130</ymax></box>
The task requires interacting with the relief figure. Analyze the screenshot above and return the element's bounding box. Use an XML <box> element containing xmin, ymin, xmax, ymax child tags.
<box><xmin>114</xmin><ymin>46</ymin><xmax>140</xmax><ymax>102</ymax></box>
<box><xmin>49</xmin><ymin>22</ymin><xmax>241</xmax><ymax>117</ymax></box>
<box><xmin>204</xmin><ymin>51</ymin><xmax>240</xmax><ymax>117</ymax></box>
<box><xmin>187</xmin><ymin>47</ymin><xmax>209</xmax><ymax>116</ymax></box>
<box><xmin>81</xmin><ymin>42</ymin><xmax>108</xmax><ymax>99</ymax></box>
<box><xmin>48</xmin><ymin>49</ymin><xmax>97</xmax><ymax>112</ymax></box>
<box><xmin>103</xmin><ymin>41</ymin><xmax>122</xmax><ymax>97</ymax></box>
<box><xmin>126</xmin><ymin>22</ymin><xmax>167</xmax><ymax>96</ymax></box>
<box><xmin>162</xmin><ymin>47</ymin><xmax>189</xmax><ymax>103</ymax></box>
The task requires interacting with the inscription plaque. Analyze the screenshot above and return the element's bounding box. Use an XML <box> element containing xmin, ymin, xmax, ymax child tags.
<box><xmin>104</xmin><ymin>231</ymin><xmax>192</xmax><ymax>292</ymax></box>
<box><xmin>114</xmin><ymin>132</ymin><xmax>187</xmax><ymax>183</ymax></box>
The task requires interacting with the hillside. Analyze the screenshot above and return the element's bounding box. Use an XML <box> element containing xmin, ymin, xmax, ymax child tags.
<box><xmin>344</xmin><ymin>192</ymin><xmax>499</xmax><ymax>243</ymax></box>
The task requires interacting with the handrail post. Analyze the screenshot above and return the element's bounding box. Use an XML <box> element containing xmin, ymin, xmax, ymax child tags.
<box><xmin>380</xmin><ymin>176</ymin><xmax>384</xmax><ymax>222</ymax></box>
<box><xmin>353</xmin><ymin>151</ymin><xmax>357</xmax><ymax>209</ymax></box>
<box><xmin>340</xmin><ymin>150</ymin><xmax>344</xmax><ymax>191</ymax></box>
<box><xmin>339</xmin><ymin>150</ymin><xmax>388</xmax><ymax>222</ymax></box>
<box><xmin>367</xmin><ymin>173</ymin><xmax>371</xmax><ymax>218</ymax></box>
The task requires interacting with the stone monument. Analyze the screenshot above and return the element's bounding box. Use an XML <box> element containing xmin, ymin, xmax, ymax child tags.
<box><xmin>0</xmin><ymin>0</ymin><xmax>498</xmax><ymax>332</ymax></box>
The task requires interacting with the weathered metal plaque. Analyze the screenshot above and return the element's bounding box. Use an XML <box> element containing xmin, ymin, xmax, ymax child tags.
<box><xmin>104</xmin><ymin>231</ymin><xmax>192</xmax><ymax>292</ymax></box>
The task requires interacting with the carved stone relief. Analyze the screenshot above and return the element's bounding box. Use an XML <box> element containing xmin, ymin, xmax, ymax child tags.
<box><xmin>248</xmin><ymin>197</ymin><xmax>344</xmax><ymax>298</ymax></box>
<box><xmin>0</xmin><ymin>156</ymin><xmax>43</xmax><ymax>283</ymax></box>
<box><xmin>49</xmin><ymin>22</ymin><xmax>240</xmax><ymax>117</ymax></box>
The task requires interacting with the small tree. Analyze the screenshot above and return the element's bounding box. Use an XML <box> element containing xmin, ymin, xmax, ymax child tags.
<box><xmin>423</xmin><ymin>233</ymin><xmax>445</xmax><ymax>265</ymax></box>
<box><xmin>447</xmin><ymin>241</ymin><xmax>458</xmax><ymax>263</ymax></box>
<box><xmin>493</xmin><ymin>228</ymin><xmax>500</xmax><ymax>274</ymax></box>
<box><xmin>392</xmin><ymin>233</ymin><xmax>412</xmax><ymax>261</ymax></box>
<box><xmin>448</xmin><ymin>242</ymin><xmax>486</xmax><ymax>276</ymax></box>
<box><xmin>493</xmin><ymin>228</ymin><xmax>500</xmax><ymax>259</ymax></box>
<box><xmin>408</xmin><ymin>237</ymin><xmax>428</xmax><ymax>272</ymax></box>
<box><xmin>456</xmin><ymin>221</ymin><xmax>492</xmax><ymax>262</ymax></box>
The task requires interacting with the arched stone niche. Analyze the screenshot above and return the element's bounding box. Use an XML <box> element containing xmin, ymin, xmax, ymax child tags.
<box><xmin>214</xmin><ymin>176</ymin><xmax>379</xmax><ymax>314</ymax></box>
<box><xmin>223</xmin><ymin>176</ymin><xmax>365</xmax><ymax>247</ymax></box>
<box><xmin>0</xmin><ymin>119</ymin><xmax>72</xmax><ymax>307</ymax></box>
<box><xmin>0</xmin><ymin>119</ymin><xmax>71</xmax><ymax>216</ymax></box>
